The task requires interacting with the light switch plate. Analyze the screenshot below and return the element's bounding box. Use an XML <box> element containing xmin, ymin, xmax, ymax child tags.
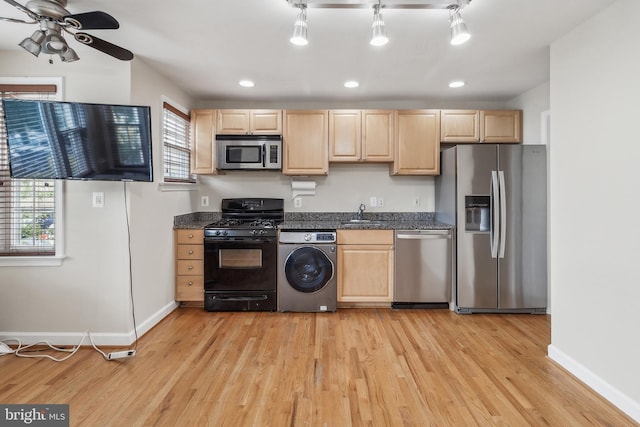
<box><xmin>92</xmin><ymin>192</ymin><xmax>104</xmax><ymax>208</ymax></box>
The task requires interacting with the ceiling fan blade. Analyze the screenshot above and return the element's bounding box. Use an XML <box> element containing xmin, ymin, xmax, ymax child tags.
<box><xmin>74</xmin><ymin>32</ymin><xmax>133</xmax><ymax>61</ymax></box>
<box><xmin>2</xmin><ymin>0</ymin><xmax>37</xmax><ymax>20</ymax></box>
<box><xmin>63</xmin><ymin>11</ymin><xmax>119</xmax><ymax>30</ymax></box>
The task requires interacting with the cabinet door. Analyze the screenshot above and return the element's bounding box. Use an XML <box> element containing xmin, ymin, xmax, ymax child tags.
<box><xmin>190</xmin><ymin>109</ymin><xmax>217</xmax><ymax>174</ymax></box>
<box><xmin>338</xmin><ymin>244</ymin><xmax>394</xmax><ymax>302</ymax></box>
<box><xmin>441</xmin><ymin>110</ymin><xmax>480</xmax><ymax>143</ymax></box>
<box><xmin>250</xmin><ymin>110</ymin><xmax>282</xmax><ymax>134</ymax></box>
<box><xmin>329</xmin><ymin>110</ymin><xmax>361</xmax><ymax>162</ymax></box>
<box><xmin>217</xmin><ymin>110</ymin><xmax>251</xmax><ymax>134</ymax></box>
<box><xmin>481</xmin><ymin>110</ymin><xmax>522</xmax><ymax>143</ymax></box>
<box><xmin>392</xmin><ymin>110</ymin><xmax>441</xmax><ymax>175</ymax></box>
<box><xmin>362</xmin><ymin>110</ymin><xmax>394</xmax><ymax>162</ymax></box>
<box><xmin>283</xmin><ymin>110</ymin><xmax>329</xmax><ymax>175</ymax></box>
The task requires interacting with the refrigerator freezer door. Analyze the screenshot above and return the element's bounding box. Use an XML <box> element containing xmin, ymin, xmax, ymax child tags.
<box><xmin>455</xmin><ymin>145</ymin><xmax>499</xmax><ymax>309</ymax></box>
<box><xmin>497</xmin><ymin>145</ymin><xmax>547</xmax><ymax>310</ymax></box>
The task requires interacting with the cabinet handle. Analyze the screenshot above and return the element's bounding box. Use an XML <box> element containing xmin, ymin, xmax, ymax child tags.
<box><xmin>188</xmin><ymin>281</ymin><xmax>193</xmax><ymax>286</ymax></box>
<box><xmin>188</xmin><ymin>234</ymin><xmax>194</xmax><ymax>239</ymax></box>
<box><xmin>188</xmin><ymin>250</ymin><xmax>194</xmax><ymax>254</ymax></box>
<box><xmin>188</xmin><ymin>265</ymin><xmax>193</xmax><ymax>270</ymax></box>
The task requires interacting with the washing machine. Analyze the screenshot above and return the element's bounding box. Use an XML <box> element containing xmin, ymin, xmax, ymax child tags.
<box><xmin>278</xmin><ymin>230</ymin><xmax>337</xmax><ymax>312</ymax></box>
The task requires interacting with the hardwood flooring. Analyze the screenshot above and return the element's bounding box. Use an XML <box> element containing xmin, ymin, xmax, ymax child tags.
<box><xmin>0</xmin><ymin>308</ymin><xmax>637</xmax><ymax>426</ymax></box>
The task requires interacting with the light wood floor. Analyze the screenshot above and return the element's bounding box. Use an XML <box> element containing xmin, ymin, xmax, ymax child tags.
<box><xmin>0</xmin><ymin>308</ymin><xmax>637</xmax><ymax>426</ymax></box>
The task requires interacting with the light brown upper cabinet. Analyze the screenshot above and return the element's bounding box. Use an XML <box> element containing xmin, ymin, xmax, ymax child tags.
<box><xmin>329</xmin><ymin>110</ymin><xmax>394</xmax><ymax>163</ymax></box>
<box><xmin>282</xmin><ymin>110</ymin><xmax>329</xmax><ymax>176</ymax></box>
<box><xmin>190</xmin><ymin>109</ymin><xmax>218</xmax><ymax>175</ymax></box>
<box><xmin>441</xmin><ymin>110</ymin><xmax>480</xmax><ymax>143</ymax></box>
<box><xmin>480</xmin><ymin>110</ymin><xmax>522</xmax><ymax>143</ymax></box>
<box><xmin>217</xmin><ymin>109</ymin><xmax>282</xmax><ymax>135</ymax></box>
<box><xmin>392</xmin><ymin>110</ymin><xmax>441</xmax><ymax>175</ymax></box>
<box><xmin>441</xmin><ymin>109</ymin><xmax>522</xmax><ymax>143</ymax></box>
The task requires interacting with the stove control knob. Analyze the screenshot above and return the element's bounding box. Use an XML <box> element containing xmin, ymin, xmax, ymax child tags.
<box><xmin>304</xmin><ymin>233</ymin><xmax>312</xmax><ymax>241</ymax></box>
<box><xmin>222</xmin><ymin>230</ymin><xmax>229</xmax><ymax>236</ymax></box>
<box><xmin>215</xmin><ymin>230</ymin><xmax>221</xmax><ymax>236</ymax></box>
<box><xmin>250</xmin><ymin>229</ymin><xmax>257</xmax><ymax>236</ymax></box>
<box><xmin>259</xmin><ymin>230</ymin><xmax>266</xmax><ymax>236</ymax></box>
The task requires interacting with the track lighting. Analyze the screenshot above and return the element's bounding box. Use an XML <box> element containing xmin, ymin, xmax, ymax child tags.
<box><xmin>290</xmin><ymin>4</ymin><xmax>308</xmax><ymax>46</ymax></box>
<box><xmin>286</xmin><ymin>0</ymin><xmax>471</xmax><ymax>47</ymax></box>
<box><xmin>449</xmin><ymin>6</ymin><xmax>470</xmax><ymax>45</ymax></box>
<box><xmin>370</xmin><ymin>3</ymin><xmax>388</xmax><ymax>46</ymax></box>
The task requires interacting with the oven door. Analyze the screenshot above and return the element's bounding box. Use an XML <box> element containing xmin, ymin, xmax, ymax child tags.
<box><xmin>204</xmin><ymin>237</ymin><xmax>277</xmax><ymax>292</ymax></box>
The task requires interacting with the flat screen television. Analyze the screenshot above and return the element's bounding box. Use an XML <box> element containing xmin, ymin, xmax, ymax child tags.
<box><xmin>1</xmin><ymin>99</ymin><xmax>153</xmax><ymax>182</ymax></box>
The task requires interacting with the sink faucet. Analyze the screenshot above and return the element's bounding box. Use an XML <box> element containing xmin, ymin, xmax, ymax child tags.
<box><xmin>357</xmin><ymin>203</ymin><xmax>366</xmax><ymax>220</ymax></box>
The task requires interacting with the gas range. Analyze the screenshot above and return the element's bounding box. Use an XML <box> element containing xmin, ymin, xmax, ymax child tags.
<box><xmin>203</xmin><ymin>197</ymin><xmax>283</xmax><ymax>312</ymax></box>
<box><xmin>204</xmin><ymin>198</ymin><xmax>284</xmax><ymax>240</ymax></box>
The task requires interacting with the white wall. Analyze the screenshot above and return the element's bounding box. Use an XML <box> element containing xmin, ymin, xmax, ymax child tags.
<box><xmin>200</xmin><ymin>164</ymin><xmax>435</xmax><ymax>213</ymax></box>
<box><xmin>548</xmin><ymin>0</ymin><xmax>640</xmax><ymax>421</ymax></box>
<box><xmin>507</xmin><ymin>81</ymin><xmax>550</xmax><ymax>145</ymax></box>
<box><xmin>0</xmin><ymin>50</ymin><xmax>195</xmax><ymax>344</ymax></box>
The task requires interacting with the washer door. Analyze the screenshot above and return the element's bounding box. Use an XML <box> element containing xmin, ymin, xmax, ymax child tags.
<box><xmin>284</xmin><ymin>246</ymin><xmax>334</xmax><ymax>293</ymax></box>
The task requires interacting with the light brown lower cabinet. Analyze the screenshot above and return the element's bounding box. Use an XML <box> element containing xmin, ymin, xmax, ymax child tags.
<box><xmin>175</xmin><ymin>229</ymin><xmax>204</xmax><ymax>303</ymax></box>
<box><xmin>337</xmin><ymin>230</ymin><xmax>394</xmax><ymax>304</ymax></box>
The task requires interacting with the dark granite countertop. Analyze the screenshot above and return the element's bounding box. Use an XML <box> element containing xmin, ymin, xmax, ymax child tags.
<box><xmin>174</xmin><ymin>211</ymin><xmax>453</xmax><ymax>230</ymax></box>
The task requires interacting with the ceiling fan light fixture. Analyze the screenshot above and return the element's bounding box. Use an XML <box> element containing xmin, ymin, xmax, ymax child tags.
<box><xmin>44</xmin><ymin>31</ymin><xmax>68</xmax><ymax>54</ymax></box>
<box><xmin>19</xmin><ymin>30</ymin><xmax>46</xmax><ymax>57</ymax></box>
<box><xmin>449</xmin><ymin>7</ymin><xmax>470</xmax><ymax>45</ymax></box>
<box><xmin>290</xmin><ymin>5</ymin><xmax>308</xmax><ymax>46</ymax></box>
<box><xmin>370</xmin><ymin>4</ymin><xmax>388</xmax><ymax>47</ymax></box>
<box><xmin>60</xmin><ymin>46</ymin><xmax>79</xmax><ymax>62</ymax></box>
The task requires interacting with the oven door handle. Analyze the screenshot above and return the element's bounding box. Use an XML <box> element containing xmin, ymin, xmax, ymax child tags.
<box><xmin>210</xmin><ymin>295</ymin><xmax>268</xmax><ymax>301</ymax></box>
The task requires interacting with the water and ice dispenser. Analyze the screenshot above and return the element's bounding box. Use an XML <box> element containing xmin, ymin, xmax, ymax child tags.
<box><xmin>465</xmin><ymin>195</ymin><xmax>490</xmax><ymax>232</ymax></box>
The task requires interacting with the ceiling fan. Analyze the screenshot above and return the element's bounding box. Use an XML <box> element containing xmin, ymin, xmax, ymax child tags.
<box><xmin>0</xmin><ymin>0</ymin><xmax>133</xmax><ymax>62</ymax></box>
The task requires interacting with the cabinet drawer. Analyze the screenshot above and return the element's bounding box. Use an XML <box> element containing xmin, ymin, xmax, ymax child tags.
<box><xmin>176</xmin><ymin>244</ymin><xmax>204</xmax><ymax>260</ymax></box>
<box><xmin>176</xmin><ymin>276</ymin><xmax>204</xmax><ymax>301</ymax></box>
<box><xmin>176</xmin><ymin>229</ymin><xmax>204</xmax><ymax>244</ymax></box>
<box><xmin>337</xmin><ymin>229</ymin><xmax>394</xmax><ymax>245</ymax></box>
<box><xmin>176</xmin><ymin>260</ymin><xmax>204</xmax><ymax>275</ymax></box>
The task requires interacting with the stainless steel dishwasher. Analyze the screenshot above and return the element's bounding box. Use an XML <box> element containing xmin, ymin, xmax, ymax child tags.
<box><xmin>393</xmin><ymin>229</ymin><xmax>453</xmax><ymax>309</ymax></box>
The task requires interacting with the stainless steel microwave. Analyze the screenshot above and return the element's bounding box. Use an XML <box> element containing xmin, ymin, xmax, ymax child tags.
<box><xmin>216</xmin><ymin>135</ymin><xmax>282</xmax><ymax>170</ymax></box>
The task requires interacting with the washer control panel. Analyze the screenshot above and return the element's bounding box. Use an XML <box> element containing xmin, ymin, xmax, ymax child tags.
<box><xmin>279</xmin><ymin>230</ymin><xmax>337</xmax><ymax>244</ymax></box>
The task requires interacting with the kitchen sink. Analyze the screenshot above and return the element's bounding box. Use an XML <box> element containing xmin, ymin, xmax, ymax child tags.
<box><xmin>340</xmin><ymin>219</ymin><xmax>385</xmax><ymax>227</ymax></box>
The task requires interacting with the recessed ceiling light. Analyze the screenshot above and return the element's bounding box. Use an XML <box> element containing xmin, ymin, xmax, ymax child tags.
<box><xmin>448</xmin><ymin>80</ymin><xmax>465</xmax><ymax>88</ymax></box>
<box><xmin>344</xmin><ymin>81</ymin><xmax>359</xmax><ymax>88</ymax></box>
<box><xmin>239</xmin><ymin>80</ymin><xmax>255</xmax><ymax>88</ymax></box>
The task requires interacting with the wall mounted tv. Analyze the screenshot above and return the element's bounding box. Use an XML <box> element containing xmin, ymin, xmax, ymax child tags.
<box><xmin>1</xmin><ymin>99</ymin><xmax>153</xmax><ymax>182</ymax></box>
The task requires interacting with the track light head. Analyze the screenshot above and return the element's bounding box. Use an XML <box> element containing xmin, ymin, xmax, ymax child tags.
<box><xmin>449</xmin><ymin>6</ymin><xmax>470</xmax><ymax>45</ymax></box>
<box><xmin>370</xmin><ymin>4</ymin><xmax>388</xmax><ymax>46</ymax></box>
<box><xmin>290</xmin><ymin>4</ymin><xmax>309</xmax><ymax>46</ymax></box>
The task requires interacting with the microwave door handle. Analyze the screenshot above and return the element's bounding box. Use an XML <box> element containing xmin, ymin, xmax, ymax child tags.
<box><xmin>262</xmin><ymin>144</ymin><xmax>266</xmax><ymax>168</ymax></box>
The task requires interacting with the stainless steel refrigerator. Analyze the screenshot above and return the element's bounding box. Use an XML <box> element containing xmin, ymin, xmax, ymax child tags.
<box><xmin>435</xmin><ymin>144</ymin><xmax>547</xmax><ymax>313</ymax></box>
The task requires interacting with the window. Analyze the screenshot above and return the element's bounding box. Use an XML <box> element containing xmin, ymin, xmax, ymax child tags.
<box><xmin>162</xmin><ymin>101</ymin><xmax>194</xmax><ymax>183</ymax></box>
<box><xmin>0</xmin><ymin>82</ymin><xmax>62</xmax><ymax>260</ymax></box>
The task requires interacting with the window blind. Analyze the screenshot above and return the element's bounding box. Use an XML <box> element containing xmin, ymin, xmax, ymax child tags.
<box><xmin>0</xmin><ymin>85</ymin><xmax>57</xmax><ymax>256</ymax></box>
<box><xmin>162</xmin><ymin>102</ymin><xmax>194</xmax><ymax>183</ymax></box>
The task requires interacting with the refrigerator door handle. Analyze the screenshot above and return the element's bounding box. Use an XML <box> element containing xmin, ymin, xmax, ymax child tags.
<box><xmin>490</xmin><ymin>170</ymin><xmax>499</xmax><ymax>258</ymax></box>
<box><xmin>498</xmin><ymin>170</ymin><xmax>507</xmax><ymax>258</ymax></box>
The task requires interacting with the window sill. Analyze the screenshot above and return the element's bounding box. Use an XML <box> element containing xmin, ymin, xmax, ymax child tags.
<box><xmin>0</xmin><ymin>255</ymin><xmax>66</xmax><ymax>267</ymax></box>
<box><xmin>158</xmin><ymin>182</ymin><xmax>200</xmax><ymax>192</ymax></box>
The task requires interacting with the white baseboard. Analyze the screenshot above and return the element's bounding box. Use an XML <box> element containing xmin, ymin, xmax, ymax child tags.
<box><xmin>548</xmin><ymin>344</ymin><xmax>640</xmax><ymax>423</ymax></box>
<box><xmin>0</xmin><ymin>301</ymin><xmax>178</xmax><ymax>347</ymax></box>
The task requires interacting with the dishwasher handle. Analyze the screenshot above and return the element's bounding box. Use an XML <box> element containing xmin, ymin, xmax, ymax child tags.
<box><xmin>396</xmin><ymin>230</ymin><xmax>451</xmax><ymax>240</ymax></box>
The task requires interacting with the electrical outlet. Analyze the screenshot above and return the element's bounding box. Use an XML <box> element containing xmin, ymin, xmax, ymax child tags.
<box><xmin>369</xmin><ymin>196</ymin><xmax>377</xmax><ymax>207</ymax></box>
<box><xmin>92</xmin><ymin>192</ymin><xmax>104</xmax><ymax>208</ymax></box>
<box><xmin>413</xmin><ymin>196</ymin><xmax>421</xmax><ymax>207</ymax></box>
<box><xmin>201</xmin><ymin>196</ymin><xmax>209</xmax><ymax>207</ymax></box>
<box><xmin>294</xmin><ymin>197</ymin><xmax>302</xmax><ymax>208</ymax></box>
<box><xmin>378</xmin><ymin>196</ymin><xmax>384</xmax><ymax>207</ymax></box>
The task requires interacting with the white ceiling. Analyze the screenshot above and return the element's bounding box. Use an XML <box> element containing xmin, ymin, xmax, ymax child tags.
<box><xmin>0</xmin><ymin>0</ymin><xmax>617</xmax><ymax>103</ymax></box>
